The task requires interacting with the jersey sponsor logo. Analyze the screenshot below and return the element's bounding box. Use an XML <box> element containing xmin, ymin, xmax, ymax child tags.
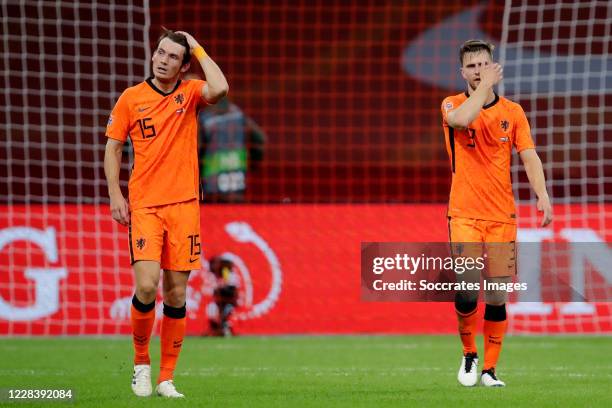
<box><xmin>499</xmin><ymin>136</ymin><xmax>509</xmax><ymax>142</ymax></box>
<box><xmin>500</xmin><ymin>120</ymin><xmax>509</xmax><ymax>132</ymax></box>
<box><xmin>176</xmin><ymin>108</ymin><xmax>185</xmax><ymax>114</ymax></box>
<box><xmin>174</xmin><ymin>93</ymin><xmax>185</xmax><ymax>105</ymax></box>
<box><xmin>136</xmin><ymin>237</ymin><xmax>146</xmax><ymax>250</ymax></box>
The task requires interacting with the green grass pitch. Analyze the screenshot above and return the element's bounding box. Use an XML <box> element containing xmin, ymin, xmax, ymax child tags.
<box><xmin>1</xmin><ymin>335</ymin><xmax>610</xmax><ymax>407</ymax></box>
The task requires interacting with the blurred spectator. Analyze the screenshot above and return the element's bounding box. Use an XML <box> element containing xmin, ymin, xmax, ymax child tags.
<box><xmin>184</xmin><ymin>73</ymin><xmax>266</xmax><ymax>203</ymax></box>
<box><xmin>205</xmin><ymin>255</ymin><xmax>240</xmax><ymax>337</ymax></box>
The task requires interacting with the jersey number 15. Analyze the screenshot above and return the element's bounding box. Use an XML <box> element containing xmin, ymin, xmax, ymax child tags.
<box><xmin>137</xmin><ymin>118</ymin><xmax>157</xmax><ymax>139</ymax></box>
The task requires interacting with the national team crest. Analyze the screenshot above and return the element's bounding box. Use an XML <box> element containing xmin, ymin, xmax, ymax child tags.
<box><xmin>174</xmin><ymin>93</ymin><xmax>185</xmax><ymax>105</ymax></box>
<box><xmin>136</xmin><ymin>238</ymin><xmax>146</xmax><ymax>250</ymax></box>
<box><xmin>500</xmin><ymin>120</ymin><xmax>509</xmax><ymax>132</ymax></box>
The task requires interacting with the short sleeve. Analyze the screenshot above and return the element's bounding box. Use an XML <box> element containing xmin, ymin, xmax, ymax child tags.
<box><xmin>106</xmin><ymin>92</ymin><xmax>131</xmax><ymax>142</ymax></box>
<box><xmin>441</xmin><ymin>97</ymin><xmax>455</xmax><ymax>125</ymax></box>
<box><xmin>188</xmin><ymin>79</ymin><xmax>209</xmax><ymax>110</ymax></box>
<box><xmin>513</xmin><ymin>104</ymin><xmax>536</xmax><ymax>153</ymax></box>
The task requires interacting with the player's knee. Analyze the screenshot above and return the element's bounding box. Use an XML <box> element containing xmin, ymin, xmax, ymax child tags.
<box><xmin>455</xmin><ymin>291</ymin><xmax>477</xmax><ymax>314</ymax></box>
<box><xmin>132</xmin><ymin>293</ymin><xmax>155</xmax><ymax>312</ymax></box>
<box><xmin>163</xmin><ymin>285</ymin><xmax>186</xmax><ymax>307</ymax></box>
<box><xmin>484</xmin><ymin>303</ymin><xmax>507</xmax><ymax>321</ymax></box>
<box><xmin>136</xmin><ymin>281</ymin><xmax>158</xmax><ymax>302</ymax></box>
<box><xmin>484</xmin><ymin>289</ymin><xmax>508</xmax><ymax>305</ymax></box>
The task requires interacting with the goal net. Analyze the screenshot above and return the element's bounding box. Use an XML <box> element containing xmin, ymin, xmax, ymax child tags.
<box><xmin>499</xmin><ymin>0</ymin><xmax>611</xmax><ymax>333</ymax></box>
<box><xmin>0</xmin><ymin>1</ymin><xmax>149</xmax><ymax>334</ymax></box>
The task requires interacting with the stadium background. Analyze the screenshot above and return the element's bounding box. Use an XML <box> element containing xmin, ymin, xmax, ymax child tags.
<box><xmin>0</xmin><ymin>1</ymin><xmax>610</xmax><ymax>336</ymax></box>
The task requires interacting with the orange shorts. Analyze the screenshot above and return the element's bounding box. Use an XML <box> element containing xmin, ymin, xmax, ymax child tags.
<box><xmin>448</xmin><ymin>217</ymin><xmax>517</xmax><ymax>277</ymax></box>
<box><xmin>129</xmin><ymin>199</ymin><xmax>201</xmax><ymax>271</ymax></box>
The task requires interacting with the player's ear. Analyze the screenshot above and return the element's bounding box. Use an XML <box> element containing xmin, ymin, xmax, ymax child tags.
<box><xmin>180</xmin><ymin>62</ymin><xmax>191</xmax><ymax>73</ymax></box>
<box><xmin>460</xmin><ymin>67</ymin><xmax>468</xmax><ymax>81</ymax></box>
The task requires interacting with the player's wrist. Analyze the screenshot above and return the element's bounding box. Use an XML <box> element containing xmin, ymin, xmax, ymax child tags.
<box><xmin>193</xmin><ymin>45</ymin><xmax>207</xmax><ymax>60</ymax></box>
<box><xmin>108</xmin><ymin>187</ymin><xmax>123</xmax><ymax>200</ymax></box>
<box><xmin>536</xmin><ymin>192</ymin><xmax>550</xmax><ymax>202</ymax></box>
<box><xmin>477</xmin><ymin>80</ymin><xmax>493</xmax><ymax>92</ymax></box>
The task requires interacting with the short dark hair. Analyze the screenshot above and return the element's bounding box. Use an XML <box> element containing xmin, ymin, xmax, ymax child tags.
<box><xmin>459</xmin><ymin>39</ymin><xmax>495</xmax><ymax>66</ymax></box>
<box><xmin>154</xmin><ymin>29</ymin><xmax>191</xmax><ymax>66</ymax></box>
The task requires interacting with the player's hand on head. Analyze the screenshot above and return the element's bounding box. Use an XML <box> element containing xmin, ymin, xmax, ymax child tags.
<box><xmin>110</xmin><ymin>194</ymin><xmax>130</xmax><ymax>226</ymax></box>
<box><xmin>537</xmin><ymin>195</ymin><xmax>553</xmax><ymax>227</ymax></box>
<box><xmin>480</xmin><ymin>63</ymin><xmax>503</xmax><ymax>88</ymax></box>
<box><xmin>175</xmin><ymin>31</ymin><xmax>199</xmax><ymax>52</ymax></box>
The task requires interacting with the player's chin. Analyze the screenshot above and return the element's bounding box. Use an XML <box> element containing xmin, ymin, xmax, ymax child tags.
<box><xmin>154</xmin><ymin>67</ymin><xmax>172</xmax><ymax>79</ymax></box>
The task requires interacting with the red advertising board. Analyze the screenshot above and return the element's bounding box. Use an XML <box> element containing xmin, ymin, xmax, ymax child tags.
<box><xmin>0</xmin><ymin>204</ymin><xmax>610</xmax><ymax>335</ymax></box>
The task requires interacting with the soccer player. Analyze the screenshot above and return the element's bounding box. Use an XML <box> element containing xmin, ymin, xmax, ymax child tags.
<box><xmin>104</xmin><ymin>29</ymin><xmax>228</xmax><ymax>398</ymax></box>
<box><xmin>441</xmin><ymin>40</ymin><xmax>552</xmax><ymax>387</ymax></box>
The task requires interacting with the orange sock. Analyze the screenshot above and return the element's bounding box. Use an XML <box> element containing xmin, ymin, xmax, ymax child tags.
<box><xmin>456</xmin><ymin>308</ymin><xmax>478</xmax><ymax>355</ymax></box>
<box><xmin>131</xmin><ymin>295</ymin><xmax>156</xmax><ymax>365</ymax></box>
<box><xmin>483</xmin><ymin>304</ymin><xmax>508</xmax><ymax>370</ymax></box>
<box><xmin>158</xmin><ymin>303</ymin><xmax>186</xmax><ymax>383</ymax></box>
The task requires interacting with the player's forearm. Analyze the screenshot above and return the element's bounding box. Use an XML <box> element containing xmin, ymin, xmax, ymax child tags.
<box><xmin>177</xmin><ymin>31</ymin><xmax>229</xmax><ymax>102</ymax></box>
<box><xmin>521</xmin><ymin>150</ymin><xmax>549</xmax><ymax>199</ymax></box>
<box><xmin>196</xmin><ymin>53</ymin><xmax>229</xmax><ymax>102</ymax></box>
<box><xmin>103</xmin><ymin>142</ymin><xmax>124</xmax><ymax>199</ymax></box>
<box><xmin>447</xmin><ymin>86</ymin><xmax>489</xmax><ymax>129</ymax></box>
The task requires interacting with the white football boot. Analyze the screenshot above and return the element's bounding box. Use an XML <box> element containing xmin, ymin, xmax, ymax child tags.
<box><xmin>131</xmin><ymin>364</ymin><xmax>152</xmax><ymax>397</ymax></box>
<box><xmin>457</xmin><ymin>353</ymin><xmax>479</xmax><ymax>386</ymax></box>
<box><xmin>156</xmin><ymin>380</ymin><xmax>185</xmax><ymax>398</ymax></box>
<box><xmin>481</xmin><ymin>368</ymin><xmax>506</xmax><ymax>387</ymax></box>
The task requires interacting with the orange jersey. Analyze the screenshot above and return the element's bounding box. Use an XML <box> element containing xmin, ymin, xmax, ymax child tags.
<box><xmin>106</xmin><ymin>78</ymin><xmax>208</xmax><ymax>210</ymax></box>
<box><xmin>441</xmin><ymin>92</ymin><xmax>535</xmax><ymax>224</ymax></box>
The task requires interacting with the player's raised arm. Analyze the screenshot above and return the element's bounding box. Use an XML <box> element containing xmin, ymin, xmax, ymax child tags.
<box><xmin>104</xmin><ymin>138</ymin><xmax>130</xmax><ymax>226</ymax></box>
<box><xmin>177</xmin><ymin>31</ymin><xmax>229</xmax><ymax>104</ymax></box>
<box><xmin>447</xmin><ymin>63</ymin><xmax>503</xmax><ymax>130</ymax></box>
<box><xmin>519</xmin><ymin>148</ymin><xmax>553</xmax><ymax>227</ymax></box>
